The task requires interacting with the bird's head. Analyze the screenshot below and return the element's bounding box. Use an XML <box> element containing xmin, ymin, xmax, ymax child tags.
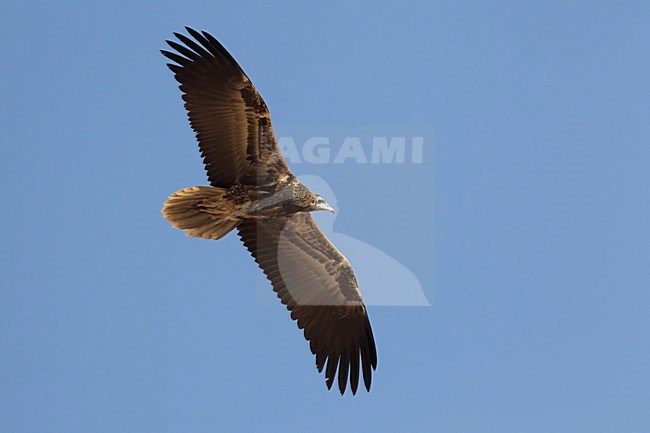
<box><xmin>310</xmin><ymin>194</ymin><xmax>335</xmax><ymax>213</ymax></box>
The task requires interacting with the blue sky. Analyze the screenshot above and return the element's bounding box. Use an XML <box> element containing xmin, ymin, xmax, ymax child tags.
<box><xmin>1</xmin><ymin>1</ymin><xmax>650</xmax><ymax>432</ymax></box>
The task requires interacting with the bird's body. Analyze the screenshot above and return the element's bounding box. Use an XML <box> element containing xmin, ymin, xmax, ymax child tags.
<box><xmin>163</xmin><ymin>174</ymin><xmax>325</xmax><ymax>238</ymax></box>
<box><xmin>161</xmin><ymin>27</ymin><xmax>377</xmax><ymax>395</ymax></box>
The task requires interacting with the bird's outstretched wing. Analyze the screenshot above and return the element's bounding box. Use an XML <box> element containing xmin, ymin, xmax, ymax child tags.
<box><xmin>161</xmin><ymin>27</ymin><xmax>291</xmax><ymax>187</ymax></box>
<box><xmin>237</xmin><ymin>213</ymin><xmax>377</xmax><ymax>395</ymax></box>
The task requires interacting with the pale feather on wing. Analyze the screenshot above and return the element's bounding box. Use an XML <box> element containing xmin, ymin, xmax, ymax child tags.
<box><xmin>237</xmin><ymin>214</ymin><xmax>377</xmax><ymax>395</ymax></box>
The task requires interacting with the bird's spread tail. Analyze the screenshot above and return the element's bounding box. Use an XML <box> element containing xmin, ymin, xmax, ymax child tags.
<box><xmin>162</xmin><ymin>186</ymin><xmax>241</xmax><ymax>240</ymax></box>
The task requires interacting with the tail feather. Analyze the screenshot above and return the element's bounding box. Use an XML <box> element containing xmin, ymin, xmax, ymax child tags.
<box><xmin>162</xmin><ymin>186</ymin><xmax>240</xmax><ymax>240</ymax></box>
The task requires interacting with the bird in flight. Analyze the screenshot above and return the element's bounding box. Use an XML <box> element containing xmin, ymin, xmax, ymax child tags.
<box><xmin>161</xmin><ymin>27</ymin><xmax>377</xmax><ymax>395</ymax></box>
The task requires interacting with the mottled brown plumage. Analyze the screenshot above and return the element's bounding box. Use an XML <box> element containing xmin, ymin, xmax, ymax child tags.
<box><xmin>161</xmin><ymin>27</ymin><xmax>377</xmax><ymax>395</ymax></box>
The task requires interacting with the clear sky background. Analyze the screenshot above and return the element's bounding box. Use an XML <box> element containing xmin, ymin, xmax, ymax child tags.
<box><xmin>2</xmin><ymin>1</ymin><xmax>650</xmax><ymax>432</ymax></box>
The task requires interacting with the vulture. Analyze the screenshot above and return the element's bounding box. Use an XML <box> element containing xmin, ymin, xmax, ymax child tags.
<box><xmin>161</xmin><ymin>27</ymin><xmax>377</xmax><ymax>395</ymax></box>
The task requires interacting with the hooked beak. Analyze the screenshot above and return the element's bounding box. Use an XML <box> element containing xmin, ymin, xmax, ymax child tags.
<box><xmin>313</xmin><ymin>201</ymin><xmax>335</xmax><ymax>213</ymax></box>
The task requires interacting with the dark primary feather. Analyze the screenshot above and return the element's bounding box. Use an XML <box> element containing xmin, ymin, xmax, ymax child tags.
<box><xmin>161</xmin><ymin>27</ymin><xmax>290</xmax><ymax>188</ymax></box>
<box><xmin>237</xmin><ymin>214</ymin><xmax>377</xmax><ymax>395</ymax></box>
